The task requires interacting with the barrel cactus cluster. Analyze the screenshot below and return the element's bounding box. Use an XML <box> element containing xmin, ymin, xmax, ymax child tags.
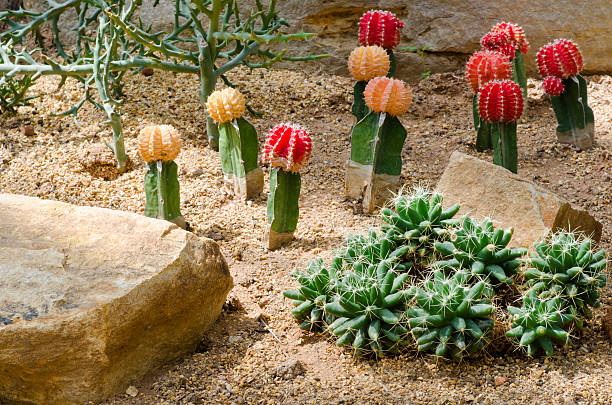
<box><xmin>284</xmin><ymin>187</ymin><xmax>607</xmax><ymax>359</ymax></box>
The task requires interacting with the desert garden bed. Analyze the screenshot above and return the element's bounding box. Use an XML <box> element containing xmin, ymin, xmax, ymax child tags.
<box><xmin>1</xmin><ymin>62</ymin><xmax>611</xmax><ymax>403</ymax></box>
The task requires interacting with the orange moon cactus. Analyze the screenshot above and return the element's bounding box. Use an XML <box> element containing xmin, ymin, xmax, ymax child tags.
<box><xmin>348</xmin><ymin>46</ymin><xmax>390</xmax><ymax>82</ymax></box>
<box><xmin>138</xmin><ymin>124</ymin><xmax>182</xmax><ymax>162</ymax></box>
<box><xmin>205</xmin><ymin>87</ymin><xmax>246</xmax><ymax>123</ymax></box>
<box><xmin>363</xmin><ymin>76</ymin><xmax>411</xmax><ymax>116</ymax></box>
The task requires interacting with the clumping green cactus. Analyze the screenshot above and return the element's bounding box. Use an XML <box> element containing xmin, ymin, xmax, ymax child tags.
<box><xmin>341</xmin><ymin>230</ymin><xmax>412</xmax><ymax>272</ymax></box>
<box><xmin>283</xmin><ymin>258</ymin><xmax>341</xmax><ymax>331</ymax></box>
<box><xmin>345</xmin><ymin>77</ymin><xmax>411</xmax><ymax>213</ymax></box>
<box><xmin>381</xmin><ymin>187</ymin><xmax>460</xmax><ymax>269</ymax></box>
<box><xmin>507</xmin><ymin>291</ymin><xmax>573</xmax><ymax>356</ymax></box>
<box><xmin>137</xmin><ymin>125</ymin><xmax>185</xmax><ymax>228</ymax></box>
<box><xmin>525</xmin><ymin>232</ymin><xmax>607</xmax><ymax>320</ymax></box>
<box><xmin>324</xmin><ymin>256</ymin><xmax>412</xmax><ymax>357</ymax></box>
<box><xmin>206</xmin><ymin>88</ymin><xmax>263</xmax><ymax>200</ymax></box>
<box><xmin>263</xmin><ymin>123</ymin><xmax>312</xmax><ymax>249</ymax></box>
<box><xmin>407</xmin><ymin>270</ymin><xmax>495</xmax><ymax>360</ymax></box>
<box><xmin>434</xmin><ymin>217</ymin><xmax>527</xmax><ymax>286</ymax></box>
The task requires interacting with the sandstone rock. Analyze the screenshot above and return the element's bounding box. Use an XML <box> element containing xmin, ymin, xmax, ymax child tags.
<box><xmin>0</xmin><ymin>194</ymin><xmax>233</xmax><ymax>405</ymax></box>
<box><xmin>435</xmin><ymin>152</ymin><xmax>602</xmax><ymax>249</ymax></box>
<box><xmin>273</xmin><ymin>359</ymin><xmax>306</xmax><ymax>380</ymax></box>
<box><xmin>604</xmin><ymin>307</ymin><xmax>612</xmax><ymax>342</ymax></box>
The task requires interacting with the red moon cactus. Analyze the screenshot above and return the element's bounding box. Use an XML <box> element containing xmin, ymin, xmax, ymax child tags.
<box><xmin>478</xmin><ymin>80</ymin><xmax>524</xmax><ymax>123</ymax></box>
<box><xmin>542</xmin><ymin>76</ymin><xmax>564</xmax><ymax>96</ymax></box>
<box><xmin>263</xmin><ymin>123</ymin><xmax>312</xmax><ymax>172</ymax></box>
<box><xmin>465</xmin><ymin>50</ymin><xmax>513</xmax><ymax>92</ymax></box>
<box><xmin>358</xmin><ymin>10</ymin><xmax>404</xmax><ymax>49</ymax></box>
<box><xmin>536</xmin><ymin>39</ymin><xmax>583</xmax><ymax>79</ymax></box>
<box><xmin>481</xmin><ymin>22</ymin><xmax>529</xmax><ymax>58</ymax></box>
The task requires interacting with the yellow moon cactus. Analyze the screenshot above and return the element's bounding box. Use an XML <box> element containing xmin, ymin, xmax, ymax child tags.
<box><xmin>364</xmin><ymin>76</ymin><xmax>411</xmax><ymax>116</ymax></box>
<box><xmin>138</xmin><ymin>124</ymin><xmax>182</xmax><ymax>163</ymax></box>
<box><xmin>205</xmin><ymin>87</ymin><xmax>246</xmax><ymax>124</ymax></box>
<box><xmin>348</xmin><ymin>46</ymin><xmax>390</xmax><ymax>82</ymax></box>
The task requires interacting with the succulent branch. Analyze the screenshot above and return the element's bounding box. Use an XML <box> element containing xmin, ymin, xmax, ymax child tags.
<box><xmin>0</xmin><ymin>0</ymin><xmax>328</xmax><ymax>166</ymax></box>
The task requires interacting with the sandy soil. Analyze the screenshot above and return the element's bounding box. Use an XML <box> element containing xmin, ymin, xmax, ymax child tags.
<box><xmin>0</xmin><ymin>66</ymin><xmax>611</xmax><ymax>405</ymax></box>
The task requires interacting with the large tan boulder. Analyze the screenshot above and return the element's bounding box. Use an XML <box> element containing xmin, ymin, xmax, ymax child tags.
<box><xmin>0</xmin><ymin>194</ymin><xmax>233</xmax><ymax>405</ymax></box>
<box><xmin>21</xmin><ymin>1</ymin><xmax>612</xmax><ymax>81</ymax></box>
<box><xmin>435</xmin><ymin>152</ymin><xmax>602</xmax><ymax>249</ymax></box>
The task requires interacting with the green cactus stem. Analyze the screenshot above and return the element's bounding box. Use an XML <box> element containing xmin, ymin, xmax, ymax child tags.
<box><xmin>512</xmin><ymin>51</ymin><xmax>528</xmax><ymax>107</ymax></box>
<box><xmin>525</xmin><ymin>232</ymin><xmax>607</xmax><ymax>320</ymax></box>
<box><xmin>345</xmin><ymin>111</ymin><xmax>407</xmax><ymax>213</ymax></box>
<box><xmin>351</xmin><ymin>81</ymin><xmax>369</xmax><ymax>123</ymax></box>
<box><xmin>380</xmin><ymin>187</ymin><xmax>460</xmax><ymax>269</ymax></box>
<box><xmin>218</xmin><ymin>118</ymin><xmax>264</xmax><ymax>200</ymax></box>
<box><xmin>144</xmin><ymin>160</ymin><xmax>185</xmax><ymax>228</ymax></box>
<box><xmin>266</xmin><ymin>168</ymin><xmax>301</xmax><ymax>249</ymax></box>
<box><xmin>507</xmin><ymin>291</ymin><xmax>573</xmax><ymax>356</ymax></box>
<box><xmin>434</xmin><ymin>217</ymin><xmax>527</xmax><ymax>287</ymax></box>
<box><xmin>408</xmin><ymin>270</ymin><xmax>495</xmax><ymax>360</ymax></box>
<box><xmin>387</xmin><ymin>49</ymin><xmax>397</xmax><ymax>77</ymax></box>
<box><xmin>324</xmin><ymin>255</ymin><xmax>412</xmax><ymax>357</ymax></box>
<box><xmin>550</xmin><ymin>75</ymin><xmax>595</xmax><ymax>149</ymax></box>
<box><xmin>473</xmin><ymin>95</ymin><xmax>492</xmax><ymax>151</ymax></box>
<box><xmin>491</xmin><ymin>121</ymin><xmax>518</xmax><ymax>173</ymax></box>
<box><xmin>283</xmin><ymin>258</ymin><xmax>340</xmax><ymax>331</ymax></box>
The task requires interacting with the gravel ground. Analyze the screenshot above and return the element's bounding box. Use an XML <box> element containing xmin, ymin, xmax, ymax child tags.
<box><xmin>0</xmin><ymin>66</ymin><xmax>611</xmax><ymax>405</ymax></box>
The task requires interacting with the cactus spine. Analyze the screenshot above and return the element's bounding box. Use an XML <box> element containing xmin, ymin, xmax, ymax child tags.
<box><xmin>345</xmin><ymin>77</ymin><xmax>411</xmax><ymax>213</ymax></box>
<box><xmin>465</xmin><ymin>50</ymin><xmax>513</xmax><ymax>151</ymax></box>
<box><xmin>478</xmin><ymin>80</ymin><xmax>524</xmax><ymax>173</ymax></box>
<box><xmin>537</xmin><ymin>39</ymin><xmax>594</xmax><ymax>149</ymax></box>
<box><xmin>207</xmin><ymin>88</ymin><xmax>263</xmax><ymax>199</ymax></box>
<box><xmin>263</xmin><ymin>123</ymin><xmax>312</xmax><ymax>249</ymax></box>
<box><xmin>138</xmin><ymin>125</ymin><xmax>185</xmax><ymax>228</ymax></box>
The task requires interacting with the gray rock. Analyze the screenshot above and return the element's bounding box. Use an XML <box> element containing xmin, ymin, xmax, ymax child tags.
<box><xmin>0</xmin><ymin>194</ymin><xmax>233</xmax><ymax>405</ymax></box>
<box><xmin>274</xmin><ymin>359</ymin><xmax>306</xmax><ymax>380</ymax></box>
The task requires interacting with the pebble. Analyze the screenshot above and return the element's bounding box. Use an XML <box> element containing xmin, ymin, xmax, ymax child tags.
<box><xmin>125</xmin><ymin>386</ymin><xmax>138</xmax><ymax>397</ymax></box>
<box><xmin>273</xmin><ymin>359</ymin><xmax>306</xmax><ymax>380</ymax></box>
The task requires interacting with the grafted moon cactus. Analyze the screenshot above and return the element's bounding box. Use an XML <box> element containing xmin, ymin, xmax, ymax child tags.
<box><xmin>536</xmin><ymin>39</ymin><xmax>594</xmax><ymax>149</ymax></box>
<box><xmin>359</xmin><ymin>10</ymin><xmax>404</xmax><ymax>75</ymax></box>
<box><xmin>465</xmin><ymin>50</ymin><xmax>512</xmax><ymax>151</ymax></box>
<box><xmin>348</xmin><ymin>45</ymin><xmax>390</xmax><ymax>122</ymax></box>
<box><xmin>138</xmin><ymin>125</ymin><xmax>185</xmax><ymax>228</ymax></box>
<box><xmin>346</xmin><ymin>77</ymin><xmax>411</xmax><ymax>213</ymax></box>
<box><xmin>478</xmin><ymin>79</ymin><xmax>524</xmax><ymax>173</ymax></box>
<box><xmin>542</xmin><ymin>76</ymin><xmax>564</xmax><ymax>96</ymax></box>
<box><xmin>481</xmin><ymin>22</ymin><xmax>529</xmax><ymax>102</ymax></box>
<box><xmin>206</xmin><ymin>88</ymin><xmax>263</xmax><ymax>200</ymax></box>
<box><xmin>264</xmin><ymin>123</ymin><xmax>312</xmax><ymax>249</ymax></box>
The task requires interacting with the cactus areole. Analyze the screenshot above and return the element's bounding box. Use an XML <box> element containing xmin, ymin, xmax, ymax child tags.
<box><xmin>348</xmin><ymin>46</ymin><xmax>391</xmax><ymax>122</ymax></box>
<box><xmin>138</xmin><ymin>125</ymin><xmax>185</xmax><ymax>228</ymax></box>
<box><xmin>346</xmin><ymin>77</ymin><xmax>411</xmax><ymax>213</ymax></box>
<box><xmin>536</xmin><ymin>39</ymin><xmax>594</xmax><ymax>149</ymax></box>
<box><xmin>465</xmin><ymin>50</ymin><xmax>513</xmax><ymax>151</ymax></box>
<box><xmin>207</xmin><ymin>88</ymin><xmax>263</xmax><ymax>200</ymax></box>
<box><xmin>264</xmin><ymin>123</ymin><xmax>312</xmax><ymax>249</ymax></box>
<box><xmin>478</xmin><ymin>80</ymin><xmax>523</xmax><ymax>173</ymax></box>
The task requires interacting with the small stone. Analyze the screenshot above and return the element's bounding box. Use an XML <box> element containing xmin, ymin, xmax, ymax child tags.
<box><xmin>126</xmin><ymin>386</ymin><xmax>138</xmax><ymax>397</ymax></box>
<box><xmin>141</xmin><ymin>67</ymin><xmax>154</xmax><ymax>76</ymax></box>
<box><xmin>494</xmin><ymin>376</ymin><xmax>507</xmax><ymax>386</ymax></box>
<box><xmin>273</xmin><ymin>359</ymin><xmax>305</xmax><ymax>380</ymax></box>
<box><xmin>228</xmin><ymin>335</ymin><xmax>242</xmax><ymax>344</ymax></box>
<box><xmin>23</xmin><ymin>125</ymin><xmax>35</xmax><ymax>137</ymax></box>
